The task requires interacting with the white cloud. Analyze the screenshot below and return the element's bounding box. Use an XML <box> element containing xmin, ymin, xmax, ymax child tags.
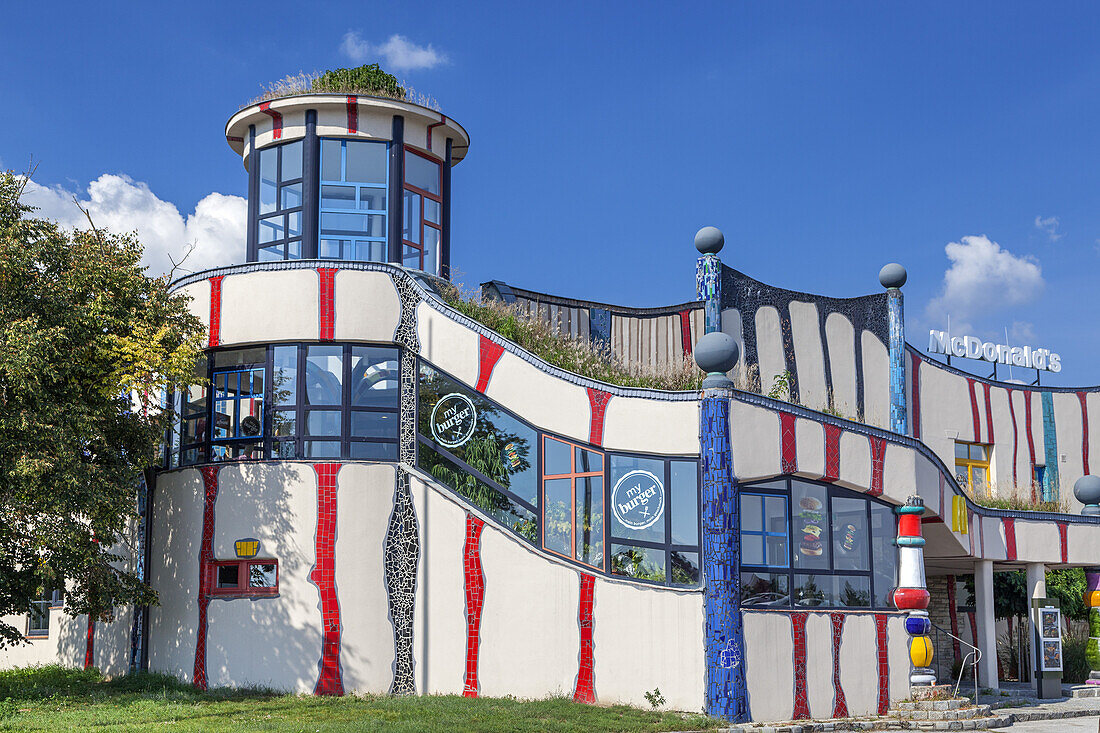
<box><xmin>1010</xmin><ymin>321</ymin><xmax>1036</xmax><ymax>342</ymax></box>
<box><xmin>1034</xmin><ymin>215</ymin><xmax>1063</xmax><ymax>242</ymax></box>
<box><xmin>925</xmin><ymin>235</ymin><xmax>1044</xmax><ymax>329</ymax></box>
<box><xmin>20</xmin><ymin>174</ymin><xmax>245</xmax><ymax>277</ymax></box>
<box><xmin>341</xmin><ymin>32</ymin><xmax>448</xmax><ymax>71</ymax></box>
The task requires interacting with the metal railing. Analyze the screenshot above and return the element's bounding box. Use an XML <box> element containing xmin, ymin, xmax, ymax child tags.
<box><xmin>931</xmin><ymin>621</ymin><xmax>982</xmax><ymax>704</ymax></box>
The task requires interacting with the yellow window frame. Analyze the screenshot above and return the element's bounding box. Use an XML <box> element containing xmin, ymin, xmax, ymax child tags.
<box><xmin>954</xmin><ymin>441</ymin><xmax>990</xmax><ymax>492</ymax></box>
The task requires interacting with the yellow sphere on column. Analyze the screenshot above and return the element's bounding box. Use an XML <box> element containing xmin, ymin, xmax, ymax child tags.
<box><xmin>910</xmin><ymin>635</ymin><xmax>934</xmax><ymax>668</ymax></box>
<box><xmin>1086</xmin><ymin>590</ymin><xmax>1100</xmax><ymax>608</ymax></box>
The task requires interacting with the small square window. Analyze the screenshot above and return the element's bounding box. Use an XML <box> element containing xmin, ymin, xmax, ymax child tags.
<box><xmin>216</xmin><ymin>564</ymin><xmax>239</xmax><ymax>589</ymax></box>
<box><xmin>249</xmin><ymin>563</ymin><xmax>277</xmax><ymax>588</ymax></box>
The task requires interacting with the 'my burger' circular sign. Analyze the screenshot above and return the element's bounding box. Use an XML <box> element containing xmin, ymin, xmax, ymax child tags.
<box><xmin>430</xmin><ymin>393</ymin><xmax>477</xmax><ymax>448</ymax></box>
<box><xmin>612</xmin><ymin>470</ymin><xmax>665</xmax><ymax>530</ymax></box>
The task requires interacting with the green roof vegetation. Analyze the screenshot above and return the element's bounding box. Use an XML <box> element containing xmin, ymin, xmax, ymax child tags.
<box><xmin>248</xmin><ymin>65</ymin><xmax>439</xmax><ymax>111</ymax></box>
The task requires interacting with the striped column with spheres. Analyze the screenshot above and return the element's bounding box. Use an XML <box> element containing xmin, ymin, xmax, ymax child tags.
<box><xmin>893</xmin><ymin>495</ymin><xmax>935</xmax><ymax>686</ymax></box>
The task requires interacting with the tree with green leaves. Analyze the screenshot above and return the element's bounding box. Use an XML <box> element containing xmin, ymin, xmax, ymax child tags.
<box><xmin>0</xmin><ymin>172</ymin><xmax>205</xmax><ymax>647</ymax></box>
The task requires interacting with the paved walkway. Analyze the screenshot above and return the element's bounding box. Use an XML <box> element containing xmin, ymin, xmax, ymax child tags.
<box><xmin>1005</xmin><ymin>716</ymin><xmax>1099</xmax><ymax>731</ymax></box>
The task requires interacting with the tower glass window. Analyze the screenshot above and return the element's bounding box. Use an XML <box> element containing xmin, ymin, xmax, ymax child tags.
<box><xmin>256</xmin><ymin>141</ymin><xmax>304</xmax><ymax>262</ymax></box>
<box><xmin>319</xmin><ymin>139</ymin><xmax>388</xmax><ymax>262</ymax></box>
<box><xmin>402</xmin><ymin>149</ymin><xmax>442</xmax><ymax>274</ymax></box>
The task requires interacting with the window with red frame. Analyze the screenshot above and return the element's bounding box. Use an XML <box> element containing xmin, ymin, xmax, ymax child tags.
<box><xmin>210</xmin><ymin>559</ymin><xmax>279</xmax><ymax>596</ymax></box>
<box><xmin>542</xmin><ymin>435</ymin><xmax>605</xmax><ymax>570</ymax></box>
<box><xmin>402</xmin><ymin>149</ymin><xmax>442</xmax><ymax>275</ymax></box>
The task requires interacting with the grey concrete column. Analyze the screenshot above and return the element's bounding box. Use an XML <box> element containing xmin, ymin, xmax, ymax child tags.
<box><xmin>975</xmin><ymin>560</ymin><xmax>999</xmax><ymax>689</ymax></box>
<box><xmin>1026</xmin><ymin>562</ymin><xmax>1047</xmax><ymax>689</ymax></box>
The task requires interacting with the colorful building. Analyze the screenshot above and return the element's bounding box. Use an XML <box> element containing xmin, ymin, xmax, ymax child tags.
<box><xmin>6</xmin><ymin>90</ymin><xmax>1100</xmax><ymax>722</ymax></box>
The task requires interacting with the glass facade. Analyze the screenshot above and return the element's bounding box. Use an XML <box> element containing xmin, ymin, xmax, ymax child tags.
<box><xmin>249</xmin><ymin>135</ymin><xmax>446</xmax><ymax>277</ymax></box>
<box><xmin>256</xmin><ymin>141</ymin><xmax>304</xmax><ymax>261</ymax></box>
<box><xmin>739</xmin><ymin>477</ymin><xmax>898</xmax><ymax>610</ymax></box>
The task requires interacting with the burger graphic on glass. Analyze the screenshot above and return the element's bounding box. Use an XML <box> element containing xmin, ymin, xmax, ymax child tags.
<box><xmin>798</xmin><ymin>496</ymin><xmax>824</xmax><ymax>557</ymax></box>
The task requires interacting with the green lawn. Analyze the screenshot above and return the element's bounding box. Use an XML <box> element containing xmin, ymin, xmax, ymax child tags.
<box><xmin>0</xmin><ymin>666</ymin><xmax>723</xmax><ymax>732</ymax></box>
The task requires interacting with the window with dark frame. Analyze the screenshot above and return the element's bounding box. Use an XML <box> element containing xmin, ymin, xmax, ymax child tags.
<box><xmin>739</xmin><ymin>477</ymin><xmax>898</xmax><ymax>610</ymax></box>
<box><xmin>319</xmin><ymin>138</ymin><xmax>389</xmax><ymax>262</ymax></box>
<box><xmin>174</xmin><ymin>343</ymin><xmax>400</xmax><ymax>464</ymax></box>
<box><xmin>402</xmin><ymin>148</ymin><xmax>442</xmax><ymax>275</ymax></box>
<box><xmin>256</xmin><ymin>140</ymin><xmax>304</xmax><ymax>262</ymax></box>
<box><xmin>27</xmin><ymin>589</ymin><xmax>53</xmax><ymax>637</ymax></box>
<box><xmin>415</xmin><ymin>358</ymin><xmax>700</xmax><ymax>588</ymax></box>
<box><xmin>209</xmin><ymin>559</ymin><xmax>279</xmax><ymax>596</ymax></box>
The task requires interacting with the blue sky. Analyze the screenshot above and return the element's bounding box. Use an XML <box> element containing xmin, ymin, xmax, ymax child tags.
<box><xmin>4</xmin><ymin>2</ymin><xmax>1100</xmax><ymax>385</ymax></box>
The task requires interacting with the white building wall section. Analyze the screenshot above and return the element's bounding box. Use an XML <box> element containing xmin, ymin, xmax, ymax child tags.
<box><xmin>602</xmin><ymin>397</ymin><xmax>698</xmax><ymax>456</ymax></box>
<box><xmin>332</xmin><ymin>270</ymin><xmax>401</xmax><ymax>343</ymax></box>
<box><xmin>755</xmin><ymin>306</ymin><xmax>786</xmax><ymax>397</ymax></box>
<box><xmin>860</xmin><ymin>331</ymin><xmax>890</xmax><ymax>429</ymax></box>
<box><xmin>219</xmin><ymin>270</ymin><xmax>320</xmax><ymax>344</ymax></box>
<box><xmin>0</xmin><ymin>612</ymin><xmax>90</xmax><ymax>669</ymax></box>
<box><xmin>148</xmin><ymin>469</ymin><xmax>204</xmax><ymax>681</ymax></box>
<box><xmin>825</xmin><ymin>313</ymin><xmax>858</xmax><ymax>419</ymax></box>
<box><xmin>743</xmin><ymin>611</ymin><xmax>795</xmax><ymax>722</ymax></box>
<box><xmin>205</xmin><ymin>463</ymin><xmax>320</xmax><ymax>692</ymax></box>
<box><xmin>1053</xmin><ymin>392</ymin><xmax>1083</xmax><ymax>507</ymax></box>
<box><xmin>416</xmin><ymin>302</ymin><xmax>479</xmax><ymax>386</ymax></box>
<box><xmin>730</xmin><ymin>401</ymin><xmax>781</xmax><ymax>481</ymax></box>
<box><xmin>804</xmin><ymin>612</ymin><xmax>833</xmax><ymax>719</ymax></box>
<box><xmin>483</xmin><ymin>351</ymin><xmax>590</xmax><ymax>446</ymax></box>
<box><xmin>476</xmin><ymin>523</ymin><xmax>580</xmax><ymax>699</ymax></box>
<box><xmin>795</xmin><ymin>417</ymin><xmax>825</xmax><ymax>480</ymax></box>
<box><xmin>789</xmin><ymin>301</ymin><xmax>827</xmax><ymax>413</ymax></box>
<box><xmin>411</xmin><ymin>474</ymin><xmax>468</xmax><ymax>696</ymax></box>
<box><xmin>591</xmin><ymin>580</ymin><xmax>704</xmax><ymax>711</ymax></box>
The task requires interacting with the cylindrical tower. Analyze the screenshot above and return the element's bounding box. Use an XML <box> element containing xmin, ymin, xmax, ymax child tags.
<box><xmin>225</xmin><ymin>94</ymin><xmax>470</xmax><ymax>277</ymax></box>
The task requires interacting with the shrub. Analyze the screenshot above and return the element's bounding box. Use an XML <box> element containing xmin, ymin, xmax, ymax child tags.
<box><xmin>311</xmin><ymin>64</ymin><xmax>404</xmax><ymax>99</ymax></box>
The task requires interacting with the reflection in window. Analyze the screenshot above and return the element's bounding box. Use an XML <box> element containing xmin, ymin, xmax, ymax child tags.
<box><xmin>543</xmin><ymin>436</ymin><xmax>604</xmax><ymax>569</ymax></box>
<box><xmin>611</xmin><ymin>544</ymin><xmax>666</xmax><ymax>583</ymax></box>
<box><xmin>402</xmin><ymin>149</ymin><xmax>442</xmax><ymax>274</ymax></box>
<box><xmin>319</xmin><ymin>139</ymin><xmax>388</xmax><ymax>262</ymax></box>
<box><xmin>954</xmin><ymin>441</ymin><xmax>991</xmax><ymax>495</ymax></box>
<box><xmin>739</xmin><ymin>477</ymin><xmax>897</xmax><ymax>610</ymax></box>
<box><xmin>255</xmin><ymin>141</ymin><xmax>304</xmax><ymax>262</ymax></box>
<box><xmin>211</xmin><ymin>349</ymin><xmax>265</xmax><ymax>462</ymax></box>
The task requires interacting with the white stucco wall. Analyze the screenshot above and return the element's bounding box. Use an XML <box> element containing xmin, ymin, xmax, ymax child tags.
<box><xmin>789</xmin><ymin>301</ymin><xmax>827</xmax><ymax>413</ymax></box>
<box><xmin>825</xmin><ymin>314</ymin><xmax>858</xmax><ymax>419</ymax></box>
<box><xmin>860</xmin><ymin>331</ymin><xmax>890</xmax><ymax>429</ymax></box>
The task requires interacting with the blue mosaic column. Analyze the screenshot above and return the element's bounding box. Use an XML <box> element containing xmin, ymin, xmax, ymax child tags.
<box><xmin>695</xmin><ymin>227</ymin><xmax>725</xmax><ymax>335</ymax></box>
<box><xmin>701</xmin><ymin>393</ymin><xmax>747</xmax><ymax>721</ymax></box>
<box><xmin>880</xmin><ymin>264</ymin><xmax>908</xmax><ymax>435</ymax></box>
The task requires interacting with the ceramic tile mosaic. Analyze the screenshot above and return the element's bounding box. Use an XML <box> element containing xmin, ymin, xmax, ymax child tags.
<box><xmin>586</xmin><ymin>388</ymin><xmax>612</xmax><ymax>447</ymax></box>
<box><xmin>886</xmin><ymin>289</ymin><xmax>907</xmax><ymax>435</ymax></box>
<box><xmin>780</xmin><ymin>412</ymin><xmax>797</xmax><ymax>475</ymax></box>
<box><xmin>475</xmin><ymin>335</ymin><xmax>504</xmax><ymax>393</ymax></box>
<box><xmin>207</xmin><ymin>276</ymin><xmax>224</xmax><ymax>348</ymax></box>
<box><xmin>1003</xmin><ymin>518</ymin><xmax>1017</xmax><ymax>562</ymax></box>
<box><xmin>823</xmin><ymin>424</ymin><xmax>842</xmax><ymax>482</ymax></box>
<box><xmin>1007</xmin><ymin>388</ymin><xmax>1020</xmax><ymax>487</ymax></box>
<box><xmin>982</xmin><ymin>383</ymin><xmax>995</xmax><ymax>443</ymax></box>
<box><xmin>910</xmin><ymin>350</ymin><xmax>922</xmax><ymax>439</ymax></box>
<box><xmin>790</xmin><ymin>612</ymin><xmax>809</xmax><ymax>720</ymax></box>
<box><xmin>462</xmin><ymin>514</ymin><xmax>485</xmax><ymax>697</ymax></box>
<box><xmin>1079</xmin><ymin>392</ymin><xmax>1091</xmax><ymax>475</ymax></box>
<box><xmin>700</xmin><ymin>396</ymin><xmax>747</xmax><ymax>722</ymax></box>
<box><xmin>1060</xmin><ymin>523</ymin><xmax>1069</xmax><ymax>563</ymax></box>
<box><xmin>345</xmin><ymin>96</ymin><xmax>358</xmax><ymax>134</ymax></box>
<box><xmin>1024</xmin><ymin>391</ymin><xmax>1038</xmax><ymax>503</ymax></box>
<box><xmin>85</xmin><ymin>616</ymin><xmax>95</xmax><ymax>670</ymax></box>
<box><xmin>868</xmin><ymin>436</ymin><xmax>886</xmax><ymax>497</ymax></box>
<box><xmin>695</xmin><ymin>254</ymin><xmax>722</xmax><ymax>335</ymax></box>
<box><xmin>384</xmin><ymin>468</ymin><xmax>420</xmax><ymax>694</ymax></box>
<box><xmin>311</xmin><ymin>463</ymin><xmax>344</xmax><ymax>695</ymax></box>
<box><xmin>830</xmin><ymin>613</ymin><xmax>848</xmax><ymax>719</ymax></box>
<box><xmin>317</xmin><ymin>268</ymin><xmax>337</xmax><ymax>341</ymax></box>
<box><xmin>678</xmin><ymin>309</ymin><xmax>693</xmax><ymax>356</ymax></box>
<box><xmin>874</xmin><ymin>613</ymin><xmax>889</xmax><ymax>715</ymax></box>
<box><xmin>573</xmin><ymin>573</ymin><xmax>596</xmax><ymax>704</ymax></box>
<box><xmin>258</xmin><ymin>101</ymin><xmax>283</xmax><ymax>139</ymax></box>
<box><xmin>392</xmin><ymin>273</ymin><xmax>421</xmax><ymax>467</ymax></box>
<box><xmin>193</xmin><ymin>466</ymin><xmax>220</xmax><ymax>690</ymax></box>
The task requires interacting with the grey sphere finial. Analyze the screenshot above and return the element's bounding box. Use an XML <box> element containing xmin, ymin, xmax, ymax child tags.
<box><xmin>879</xmin><ymin>263</ymin><xmax>907</xmax><ymax>289</ymax></box>
<box><xmin>695</xmin><ymin>226</ymin><xmax>725</xmax><ymax>255</ymax></box>
<box><xmin>694</xmin><ymin>332</ymin><xmax>740</xmax><ymax>388</ymax></box>
<box><xmin>1074</xmin><ymin>475</ymin><xmax>1100</xmax><ymax>514</ymax></box>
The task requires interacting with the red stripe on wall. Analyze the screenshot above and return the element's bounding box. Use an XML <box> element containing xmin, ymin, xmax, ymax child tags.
<box><xmin>84</xmin><ymin>616</ymin><xmax>95</xmax><ymax>670</ymax></box>
<box><xmin>946</xmin><ymin>575</ymin><xmax>962</xmax><ymax>663</ymax></box>
<box><xmin>586</xmin><ymin>388</ymin><xmax>612</xmax><ymax>447</ymax></box>
<box><xmin>868</xmin><ymin>436</ymin><xmax>886</xmax><ymax>497</ymax></box>
<box><xmin>462</xmin><ymin>513</ymin><xmax>485</xmax><ymax>697</ymax></box>
<box><xmin>475</xmin><ymin>336</ymin><xmax>505</xmax><ymax>393</ymax></box>
<box><xmin>317</xmin><ymin>268</ymin><xmax>337</xmax><ymax>341</ymax></box>
<box><xmin>1079</xmin><ymin>392</ymin><xmax>1090</xmax><ymax>476</ymax></box>
<box><xmin>346</xmin><ymin>96</ymin><xmax>358</xmax><ymax>134</ymax></box>
<box><xmin>967</xmin><ymin>610</ymin><xmax>978</xmax><ymax>649</ymax></box>
<box><xmin>966</xmin><ymin>378</ymin><xmax>981</xmax><ymax>442</ymax></box>
<box><xmin>1006</xmin><ymin>389</ymin><xmax>1019</xmax><ymax>487</ymax></box>
<box><xmin>830</xmin><ymin>613</ymin><xmax>848</xmax><ymax>718</ymax></box>
<box><xmin>983</xmin><ymin>383</ymin><xmax>995</xmax><ymax>443</ymax></box>
<box><xmin>1003</xmin><ymin>518</ymin><xmax>1016</xmax><ymax>561</ymax></box>
<box><xmin>791</xmin><ymin>612</ymin><xmax>810</xmax><ymax>719</ymax></box>
<box><xmin>911</xmin><ymin>351</ymin><xmax>922</xmax><ymax>439</ymax></box>
<box><xmin>194</xmin><ymin>465</ymin><xmax>219</xmax><ymax>690</ymax></box>
<box><xmin>574</xmin><ymin>574</ymin><xmax>596</xmax><ymax>704</ymax></box>
<box><xmin>874</xmin><ymin>613</ymin><xmax>889</xmax><ymax>715</ymax></box>
<box><xmin>780</xmin><ymin>413</ymin><xmax>798</xmax><ymax>475</ymax></box>
<box><xmin>426</xmin><ymin>115</ymin><xmax>447</xmax><ymax>150</ymax></box>
<box><xmin>1059</xmin><ymin>523</ymin><xmax>1068</xmax><ymax>563</ymax></box>
<box><xmin>208</xmin><ymin>276</ymin><xmax>224</xmax><ymax>348</ymax></box>
<box><xmin>1024</xmin><ymin>391</ymin><xmax>1037</xmax><ymax>502</ymax></box>
<box><xmin>823</xmin><ymin>424</ymin><xmax>842</xmax><ymax>483</ymax></box>
<box><xmin>312</xmin><ymin>463</ymin><xmax>344</xmax><ymax>696</ymax></box>
<box><xmin>259</xmin><ymin>101</ymin><xmax>283</xmax><ymax>139</ymax></box>
<box><xmin>678</xmin><ymin>309</ymin><xmax>693</xmax><ymax>357</ymax></box>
